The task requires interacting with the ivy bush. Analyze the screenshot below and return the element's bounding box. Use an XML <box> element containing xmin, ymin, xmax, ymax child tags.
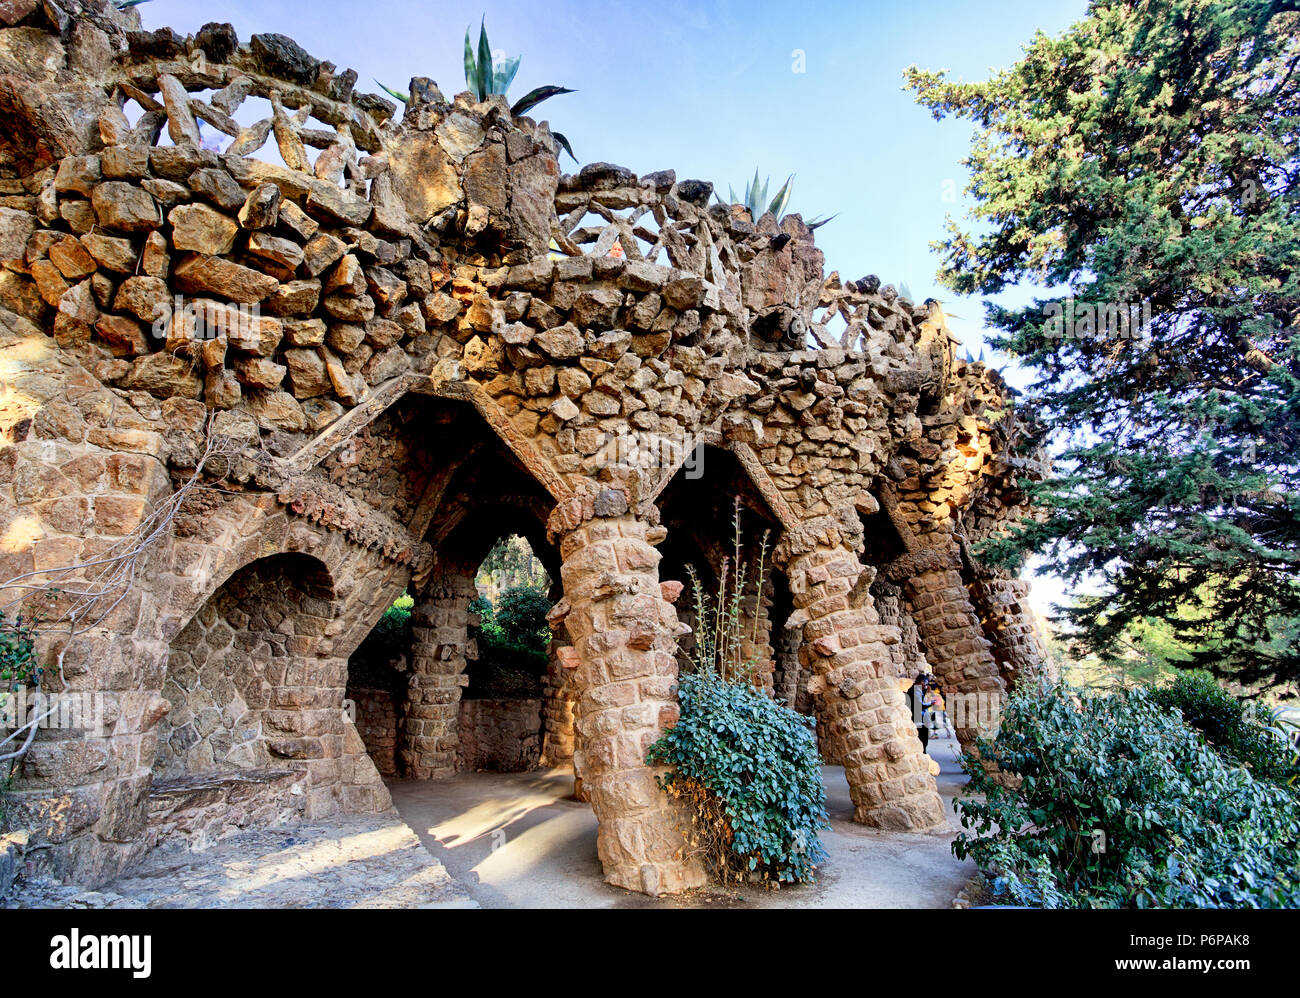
<box><xmin>647</xmin><ymin>500</ymin><xmax>828</xmax><ymax>886</ymax></box>
<box><xmin>648</xmin><ymin>672</ymin><xmax>829</xmax><ymax>884</ymax></box>
<box><xmin>1148</xmin><ymin>671</ymin><xmax>1299</xmax><ymax>793</ymax></box>
<box><xmin>954</xmin><ymin>679</ymin><xmax>1300</xmax><ymax>908</ymax></box>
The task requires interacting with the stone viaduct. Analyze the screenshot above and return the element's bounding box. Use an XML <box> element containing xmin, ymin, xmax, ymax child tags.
<box><xmin>0</xmin><ymin>1</ymin><xmax>1049</xmax><ymax>895</ymax></box>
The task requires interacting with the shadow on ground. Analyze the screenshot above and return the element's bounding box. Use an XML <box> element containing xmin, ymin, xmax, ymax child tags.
<box><xmin>388</xmin><ymin>735</ymin><xmax>975</xmax><ymax>909</ymax></box>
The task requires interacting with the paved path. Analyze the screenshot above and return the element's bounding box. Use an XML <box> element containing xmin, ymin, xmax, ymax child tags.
<box><xmin>387</xmin><ymin>735</ymin><xmax>975</xmax><ymax>908</ymax></box>
<box><xmin>11</xmin><ymin>736</ymin><xmax>974</xmax><ymax>909</ymax></box>
<box><xmin>12</xmin><ymin>815</ymin><xmax>476</xmax><ymax>909</ymax></box>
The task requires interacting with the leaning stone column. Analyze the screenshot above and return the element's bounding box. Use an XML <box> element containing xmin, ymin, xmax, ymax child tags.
<box><xmin>776</xmin><ymin>510</ymin><xmax>946</xmax><ymax>831</ymax></box>
<box><xmin>548</xmin><ymin>489</ymin><xmax>706</xmax><ymax>895</ymax></box>
<box><xmin>401</xmin><ymin>569</ymin><xmax>476</xmax><ymax>779</ymax></box>
<box><xmin>894</xmin><ymin>544</ymin><xmax>1008</xmax><ymax>756</ymax></box>
<box><xmin>967</xmin><ymin>573</ymin><xmax>1052</xmax><ymax>688</ymax></box>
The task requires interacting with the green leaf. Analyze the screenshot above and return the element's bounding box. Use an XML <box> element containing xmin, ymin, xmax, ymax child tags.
<box><xmin>551</xmin><ymin>131</ymin><xmax>577</xmax><ymax>164</ymax></box>
<box><xmin>476</xmin><ymin>18</ymin><xmax>492</xmax><ymax>100</ymax></box>
<box><xmin>510</xmin><ymin>85</ymin><xmax>576</xmax><ymax>117</ymax></box>
<box><xmin>374</xmin><ymin>80</ymin><xmax>409</xmax><ymax>105</ymax></box>
<box><xmin>768</xmin><ymin>174</ymin><xmax>793</xmax><ymax>219</ymax></box>
<box><xmin>493</xmin><ymin>55</ymin><xmax>521</xmax><ymax>96</ymax></box>
<box><xmin>463</xmin><ymin>25</ymin><xmax>479</xmax><ymax>98</ymax></box>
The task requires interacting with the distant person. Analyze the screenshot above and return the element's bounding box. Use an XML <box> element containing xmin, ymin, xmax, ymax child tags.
<box><xmin>906</xmin><ymin>672</ymin><xmax>930</xmax><ymax>752</ymax></box>
<box><xmin>927</xmin><ymin>683</ymin><xmax>952</xmax><ymax>738</ymax></box>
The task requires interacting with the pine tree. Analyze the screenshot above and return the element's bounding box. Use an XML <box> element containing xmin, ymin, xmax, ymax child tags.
<box><xmin>906</xmin><ymin>0</ymin><xmax>1300</xmax><ymax>691</ymax></box>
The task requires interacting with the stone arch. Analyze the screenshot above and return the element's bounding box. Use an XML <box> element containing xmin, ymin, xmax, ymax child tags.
<box><xmin>656</xmin><ymin>443</ymin><xmax>785</xmax><ymax>689</ymax></box>
<box><xmin>155</xmin><ymin>522</ymin><xmax>402</xmax><ymax>828</ymax></box>
<box><xmin>395</xmin><ymin>404</ymin><xmax>565</xmax><ymax>780</ymax></box>
<box><xmin>156</xmin><ymin>551</ymin><xmax>337</xmax><ymax>779</ymax></box>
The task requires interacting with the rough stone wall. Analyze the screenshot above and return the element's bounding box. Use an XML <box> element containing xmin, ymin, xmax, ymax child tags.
<box><xmin>456</xmin><ymin>698</ymin><xmax>542</xmax><ymax>772</ymax></box>
<box><xmin>0</xmin><ymin>2</ymin><xmax>1049</xmax><ymax>894</ymax></box>
<box><xmin>347</xmin><ymin>685</ymin><xmax>400</xmax><ymax>777</ymax></box>
<box><xmin>144</xmin><ymin>767</ymin><xmax>305</xmax><ymax>850</ymax></box>
<box><xmin>154</xmin><ymin>552</ymin><xmax>336</xmax><ymax>777</ymax></box>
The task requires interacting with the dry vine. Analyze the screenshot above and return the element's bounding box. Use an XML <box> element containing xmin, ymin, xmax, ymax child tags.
<box><xmin>0</xmin><ymin>416</ymin><xmax>240</xmax><ymax>775</ymax></box>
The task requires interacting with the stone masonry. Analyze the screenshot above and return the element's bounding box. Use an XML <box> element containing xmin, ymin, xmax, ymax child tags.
<box><xmin>0</xmin><ymin>2</ymin><xmax>1048</xmax><ymax>894</ymax></box>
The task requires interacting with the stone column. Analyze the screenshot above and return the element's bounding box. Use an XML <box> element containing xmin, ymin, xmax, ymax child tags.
<box><xmin>738</xmin><ymin>579</ymin><xmax>776</xmax><ymax>693</ymax></box>
<box><xmin>967</xmin><ymin>573</ymin><xmax>1052</xmax><ymax>689</ymax></box>
<box><xmin>776</xmin><ymin>511</ymin><xmax>946</xmax><ymax>831</ymax></box>
<box><xmin>548</xmin><ymin>490</ymin><xmax>706</xmax><ymax>896</ymax></box>
<box><xmin>539</xmin><ymin>635</ymin><xmax>577</xmax><ymax>768</ymax></box>
<box><xmin>895</xmin><ymin>545</ymin><xmax>1007</xmax><ymax>756</ymax></box>
<box><xmin>401</xmin><ymin>569</ymin><xmax>476</xmax><ymax>779</ymax></box>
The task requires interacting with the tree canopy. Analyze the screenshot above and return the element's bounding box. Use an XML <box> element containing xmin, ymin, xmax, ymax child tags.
<box><xmin>906</xmin><ymin>0</ymin><xmax>1300</xmax><ymax>692</ymax></box>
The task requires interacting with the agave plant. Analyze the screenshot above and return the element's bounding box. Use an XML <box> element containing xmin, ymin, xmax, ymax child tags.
<box><xmin>728</xmin><ymin>170</ymin><xmax>791</xmax><ymax>221</ymax></box>
<box><xmin>379</xmin><ymin>17</ymin><xmax>577</xmax><ymax>161</ymax></box>
<box><xmin>722</xmin><ymin>170</ymin><xmax>834</xmax><ymax>229</ymax></box>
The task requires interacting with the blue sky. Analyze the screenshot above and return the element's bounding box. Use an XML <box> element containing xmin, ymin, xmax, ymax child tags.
<box><xmin>142</xmin><ymin>0</ymin><xmax>1088</xmax><ymax>612</ymax></box>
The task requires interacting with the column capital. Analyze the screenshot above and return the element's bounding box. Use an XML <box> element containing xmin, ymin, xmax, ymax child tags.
<box><xmin>546</xmin><ymin>484</ymin><xmax>662</xmax><ymax>543</ymax></box>
<box><xmin>771</xmin><ymin>505</ymin><xmax>863</xmax><ymax>567</ymax></box>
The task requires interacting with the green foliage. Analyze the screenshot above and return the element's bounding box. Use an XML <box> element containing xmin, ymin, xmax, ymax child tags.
<box><xmin>648</xmin><ymin>500</ymin><xmax>828</xmax><ymax>884</ymax></box>
<box><xmin>954</xmin><ymin>679</ymin><xmax>1300</xmax><ymax>908</ymax></box>
<box><xmin>722</xmin><ymin>170</ymin><xmax>834</xmax><ymax>229</ymax></box>
<box><xmin>648</xmin><ymin>672</ymin><xmax>829</xmax><ymax>884</ymax></box>
<box><xmin>493</xmin><ymin>586</ymin><xmax>551</xmax><ymax>647</ymax></box>
<box><xmin>906</xmin><ymin>0</ymin><xmax>1300</xmax><ymax>691</ymax></box>
<box><xmin>0</xmin><ymin>608</ymin><xmax>43</xmax><ymax>690</ymax></box>
<box><xmin>471</xmin><ymin>586</ymin><xmax>550</xmax><ymax>671</ymax></box>
<box><xmin>353</xmin><ymin>593</ymin><xmax>413</xmax><ymax>666</ymax></box>
<box><xmin>730</xmin><ymin>170</ymin><xmax>792</xmax><ymax>221</ymax></box>
<box><xmin>1148</xmin><ymin>671</ymin><xmax>1299</xmax><ymax>791</ymax></box>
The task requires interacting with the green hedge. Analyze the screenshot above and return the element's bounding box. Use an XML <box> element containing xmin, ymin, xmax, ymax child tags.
<box><xmin>954</xmin><ymin>679</ymin><xmax>1300</xmax><ymax>908</ymax></box>
<box><xmin>1148</xmin><ymin>671</ymin><xmax>1298</xmax><ymax>792</ymax></box>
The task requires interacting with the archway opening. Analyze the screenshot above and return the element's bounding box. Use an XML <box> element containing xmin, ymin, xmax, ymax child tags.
<box><xmin>458</xmin><ymin>534</ymin><xmax>554</xmax><ymax>772</ymax></box>
<box><xmin>656</xmin><ymin>444</ymin><xmax>783</xmax><ymax>688</ymax></box>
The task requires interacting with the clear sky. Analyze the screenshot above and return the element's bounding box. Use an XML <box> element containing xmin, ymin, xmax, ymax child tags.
<box><xmin>141</xmin><ymin>0</ymin><xmax>1089</xmax><ymax>613</ymax></box>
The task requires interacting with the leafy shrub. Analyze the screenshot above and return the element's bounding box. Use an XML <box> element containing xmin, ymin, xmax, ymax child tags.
<box><xmin>954</xmin><ymin>679</ymin><xmax>1300</xmax><ymax>908</ymax></box>
<box><xmin>0</xmin><ymin>607</ymin><xmax>43</xmax><ymax>690</ymax></box>
<box><xmin>1148</xmin><ymin>671</ymin><xmax>1298</xmax><ymax>791</ymax></box>
<box><xmin>648</xmin><ymin>672</ymin><xmax>829</xmax><ymax>884</ymax></box>
<box><xmin>470</xmin><ymin>587</ymin><xmax>550</xmax><ymax>674</ymax></box>
<box><xmin>648</xmin><ymin>499</ymin><xmax>829</xmax><ymax>885</ymax></box>
<box><xmin>350</xmin><ymin>593</ymin><xmax>413</xmax><ymax>673</ymax></box>
<box><xmin>493</xmin><ymin>586</ymin><xmax>552</xmax><ymax>647</ymax></box>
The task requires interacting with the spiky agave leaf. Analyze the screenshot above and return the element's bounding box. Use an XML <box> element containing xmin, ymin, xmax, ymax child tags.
<box><xmin>464</xmin><ymin>24</ymin><xmax>480</xmax><ymax>98</ymax></box>
<box><xmin>807</xmin><ymin>213</ymin><xmax>837</xmax><ymax>230</ymax></box>
<box><xmin>493</xmin><ymin>55</ymin><xmax>521</xmax><ymax>95</ymax></box>
<box><xmin>375</xmin><ymin>80</ymin><xmax>410</xmax><ymax>104</ymax></box>
<box><xmin>768</xmin><ymin>174</ymin><xmax>793</xmax><ymax>219</ymax></box>
<box><xmin>552</xmin><ymin>131</ymin><xmax>577</xmax><ymax>164</ymax></box>
<box><xmin>476</xmin><ymin>19</ymin><xmax>492</xmax><ymax>97</ymax></box>
<box><xmin>510</xmin><ymin>85</ymin><xmax>576</xmax><ymax>117</ymax></box>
